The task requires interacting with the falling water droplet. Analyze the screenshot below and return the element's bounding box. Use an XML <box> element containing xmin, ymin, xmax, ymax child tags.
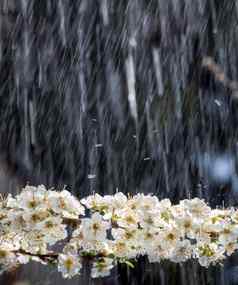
<box><xmin>88</xmin><ymin>174</ymin><xmax>96</xmax><ymax>179</ymax></box>
<box><xmin>152</xmin><ymin>47</ymin><xmax>164</xmax><ymax>97</ymax></box>
<box><xmin>125</xmin><ymin>53</ymin><xmax>138</xmax><ymax>123</ymax></box>
<box><xmin>100</xmin><ymin>0</ymin><xmax>109</xmax><ymax>26</ymax></box>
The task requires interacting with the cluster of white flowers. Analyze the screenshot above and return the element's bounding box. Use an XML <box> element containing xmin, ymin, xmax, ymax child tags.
<box><xmin>0</xmin><ymin>186</ymin><xmax>238</xmax><ymax>279</ymax></box>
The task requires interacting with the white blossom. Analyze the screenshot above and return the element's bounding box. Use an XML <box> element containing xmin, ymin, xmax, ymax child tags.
<box><xmin>81</xmin><ymin>212</ymin><xmax>110</xmax><ymax>242</ymax></box>
<box><xmin>58</xmin><ymin>254</ymin><xmax>81</xmax><ymax>278</ymax></box>
<box><xmin>48</xmin><ymin>190</ymin><xmax>85</xmax><ymax>219</ymax></box>
<box><xmin>1</xmin><ymin>185</ymin><xmax>238</xmax><ymax>279</ymax></box>
<box><xmin>91</xmin><ymin>258</ymin><xmax>114</xmax><ymax>278</ymax></box>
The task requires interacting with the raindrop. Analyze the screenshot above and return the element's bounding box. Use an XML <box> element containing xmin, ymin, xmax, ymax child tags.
<box><xmin>88</xmin><ymin>174</ymin><xmax>96</xmax><ymax>179</ymax></box>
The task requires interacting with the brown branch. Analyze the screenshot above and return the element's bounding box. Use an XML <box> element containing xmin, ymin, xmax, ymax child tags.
<box><xmin>202</xmin><ymin>56</ymin><xmax>238</xmax><ymax>98</ymax></box>
<box><xmin>16</xmin><ymin>249</ymin><xmax>59</xmax><ymax>262</ymax></box>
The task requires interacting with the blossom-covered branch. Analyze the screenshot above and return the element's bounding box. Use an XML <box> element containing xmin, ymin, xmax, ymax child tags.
<box><xmin>0</xmin><ymin>185</ymin><xmax>237</xmax><ymax>279</ymax></box>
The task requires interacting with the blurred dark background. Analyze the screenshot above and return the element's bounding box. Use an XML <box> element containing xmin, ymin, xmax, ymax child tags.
<box><xmin>1</xmin><ymin>0</ymin><xmax>238</xmax><ymax>204</ymax></box>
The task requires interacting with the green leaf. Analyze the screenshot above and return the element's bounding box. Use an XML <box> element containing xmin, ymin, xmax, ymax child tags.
<box><xmin>118</xmin><ymin>258</ymin><xmax>135</xmax><ymax>268</ymax></box>
<box><xmin>124</xmin><ymin>260</ymin><xmax>135</xmax><ymax>268</ymax></box>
